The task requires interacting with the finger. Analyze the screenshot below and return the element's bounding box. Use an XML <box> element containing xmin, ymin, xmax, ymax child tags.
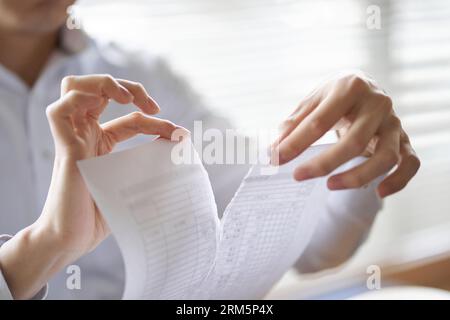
<box><xmin>291</xmin><ymin>99</ymin><xmax>386</xmax><ymax>180</ymax></box>
<box><xmin>46</xmin><ymin>91</ymin><xmax>104</xmax><ymax>143</ymax></box>
<box><xmin>271</xmin><ymin>91</ymin><xmax>322</xmax><ymax>151</ymax></box>
<box><xmin>117</xmin><ymin>79</ymin><xmax>160</xmax><ymax>115</ymax></box>
<box><xmin>101</xmin><ymin>112</ymin><xmax>187</xmax><ymax>145</ymax></box>
<box><xmin>377</xmin><ymin>137</ymin><xmax>420</xmax><ymax>197</ymax></box>
<box><xmin>61</xmin><ymin>75</ymin><xmax>133</xmax><ymax>106</ymax></box>
<box><xmin>272</xmin><ymin>90</ymin><xmax>356</xmax><ymax>166</ymax></box>
<box><xmin>327</xmin><ymin>117</ymin><xmax>401</xmax><ymax>190</ymax></box>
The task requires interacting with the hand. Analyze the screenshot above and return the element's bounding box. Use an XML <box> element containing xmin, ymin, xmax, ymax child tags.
<box><xmin>40</xmin><ymin>74</ymin><xmax>187</xmax><ymax>256</ymax></box>
<box><xmin>0</xmin><ymin>75</ymin><xmax>187</xmax><ymax>299</ymax></box>
<box><xmin>271</xmin><ymin>72</ymin><xmax>420</xmax><ymax>198</ymax></box>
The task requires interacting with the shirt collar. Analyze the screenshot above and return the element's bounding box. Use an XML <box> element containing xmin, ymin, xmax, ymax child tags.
<box><xmin>0</xmin><ymin>27</ymin><xmax>93</xmax><ymax>95</ymax></box>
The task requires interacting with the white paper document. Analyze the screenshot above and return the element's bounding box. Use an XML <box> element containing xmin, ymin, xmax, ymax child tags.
<box><xmin>78</xmin><ymin>140</ymin><xmax>330</xmax><ymax>299</ymax></box>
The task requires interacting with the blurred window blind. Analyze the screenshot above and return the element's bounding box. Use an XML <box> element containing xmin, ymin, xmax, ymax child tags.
<box><xmin>79</xmin><ymin>0</ymin><xmax>450</xmax><ymax>261</ymax></box>
<box><xmin>372</xmin><ymin>0</ymin><xmax>450</xmax><ymax>261</ymax></box>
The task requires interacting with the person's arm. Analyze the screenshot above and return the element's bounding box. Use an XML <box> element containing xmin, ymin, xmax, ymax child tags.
<box><xmin>0</xmin><ymin>228</ymin><xmax>58</xmax><ymax>299</ymax></box>
<box><xmin>0</xmin><ymin>235</ymin><xmax>49</xmax><ymax>300</ymax></box>
<box><xmin>294</xmin><ymin>159</ymin><xmax>383</xmax><ymax>273</ymax></box>
<box><xmin>270</xmin><ymin>72</ymin><xmax>420</xmax><ymax>272</ymax></box>
<box><xmin>0</xmin><ymin>74</ymin><xmax>187</xmax><ymax>299</ymax></box>
<box><xmin>0</xmin><ymin>236</ymin><xmax>14</xmax><ymax>300</ymax></box>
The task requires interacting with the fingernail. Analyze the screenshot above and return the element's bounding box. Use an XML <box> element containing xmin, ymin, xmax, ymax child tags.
<box><xmin>147</xmin><ymin>96</ymin><xmax>160</xmax><ymax>108</ymax></box>
<box><xmin>328</xmin><ymin>176</ymin><xmax>344</xmax><ymax>189</ymax></box>
<box><xmin>270</xmin><ymin>147</ymin><xmax>282</xmax><ymax>165</ymax></box>
<box><xmin>269</xmin><ymin>140</ymin><xmax>278</xmax><ymax>152</ymax></box>
<box><xmin>120</xmin><ymin>86</ymin><xmax>132</xmax><ymax>98</ymax></box>
<box><xmin>171</xmin><ymin>126</ymin><xmax>191</xmax><ymax>142</ymax></box>
<box><xmin>178</xmin><ymin>126</ymin><xmax>191</xmax><ymax>136</ymax></box>
<box><xmin>377</xmin><ymin>186</ymin><xmax>388</xmax><ymax>198</ymax></box>
<box><xmin>294</xmin><ymin>168</ymin><xmax>312</xmax><ymax>181</ymax></box>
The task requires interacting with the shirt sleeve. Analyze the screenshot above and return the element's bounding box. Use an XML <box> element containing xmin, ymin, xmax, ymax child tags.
<box><xmin>0</xmin><ymin>235</ymin><xmax>48</xmax><ymax>300</ymax></box>
<box><xmin>294</xmin><ymin>158</ymin><xmax>384</xmax><ymax>273</ymax></box>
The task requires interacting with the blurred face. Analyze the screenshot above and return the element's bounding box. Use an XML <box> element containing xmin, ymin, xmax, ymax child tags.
<box><xmin>0</xmin><ymin>0</ymin><xmax>75</xmax><ymax>34</ymax></box>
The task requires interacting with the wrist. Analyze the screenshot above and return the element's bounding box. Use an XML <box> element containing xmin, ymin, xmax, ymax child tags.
<box><xmin>40</xmin><ymin>154</ymin><xmax>95</xmax><ymax>261</ymax></box>
<box><xmin>54</xmin><ymin>147</ymin><xmax>95</xmax><ymax>164</ymax></box>
<box><xmin>0</xmin><ymin>223</ymin><xmax>65</xmax><ymax>299</ymax></box>
<box><xmin>53</xmin><ymin>154</ymin><xmax>80</xmax><ymax>171</ymax></box>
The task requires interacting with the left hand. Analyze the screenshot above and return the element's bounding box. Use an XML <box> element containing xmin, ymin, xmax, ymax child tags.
<box><xmin>0</xmin><ymin>75</ymin><xmax>187</xmax><ymax>300</ymax></box>
<box><xmin>40</xmin><ymin>75</ymin><xmax>186</xmax><ymax>257</ymax></box>
<box><xmin>271</xmin><ymin>72</ymin><xmax>420</xmax><ymax>198</ymax></box>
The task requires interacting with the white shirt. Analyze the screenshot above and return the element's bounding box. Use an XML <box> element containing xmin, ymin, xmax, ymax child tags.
<box><xmin>0</xmin><ymin>29</ymin><xmax>382</xmax><ymax>299</ymax></box>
